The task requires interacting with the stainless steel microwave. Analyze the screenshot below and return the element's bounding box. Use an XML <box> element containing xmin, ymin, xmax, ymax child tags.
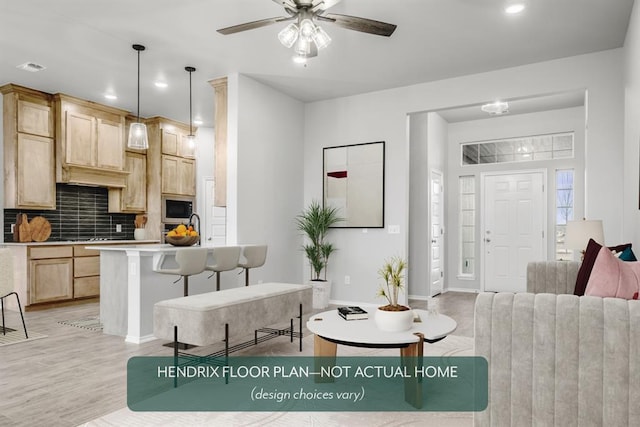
<box><xmin>162</xmin><ymin>196</ymin><xmax>194</xmax><ymax>223</ymax></box>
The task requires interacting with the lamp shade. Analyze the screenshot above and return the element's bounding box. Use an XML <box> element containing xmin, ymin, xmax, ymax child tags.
<box><xmin>128</xmin><ymin>122</ymin><xmax>148</xmax><ymax>150</ymax></box>
<box><xmin>565</xmin><ymin>219</ymin><xmax>604</xmax><ymax>250</ymax></box>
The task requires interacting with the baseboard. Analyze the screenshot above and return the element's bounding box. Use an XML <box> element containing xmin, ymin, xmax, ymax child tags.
<box><xmin>444</xmin><ymin>287</ymin><xmax>480</xmax><ymax>294</ymax></box>
<box><xmin>408</xmin><ymin>295</ymin><xmax>429</xmax><ymax>301</ymax></box>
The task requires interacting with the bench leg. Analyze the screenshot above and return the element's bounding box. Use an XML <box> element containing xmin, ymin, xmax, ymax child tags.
<box><xmin>299</xmin><ymin>303</ymin><xmax>303</xmax><ymax>352</ymax></box>
<box><xmin>173</xmin><ymin>326</ymin><xmax>178</xmax><ymax>388</ymax></box>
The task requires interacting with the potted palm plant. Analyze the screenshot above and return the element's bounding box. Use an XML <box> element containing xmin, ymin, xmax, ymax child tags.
<box><xmin>375</xmin><ymin>256</ymin><xmax>414</xmax><ymax>331</ymax></box>
<box><xmin>296</xmin><ymin>200</ymin><xmax>341</xmax><ymax>308</ymax></box>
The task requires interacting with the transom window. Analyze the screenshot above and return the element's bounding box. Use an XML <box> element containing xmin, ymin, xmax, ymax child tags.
<box><xmin>461</xmin><ymin>132</ymin><xmax>574</xmax><ymax>165</ymax></box>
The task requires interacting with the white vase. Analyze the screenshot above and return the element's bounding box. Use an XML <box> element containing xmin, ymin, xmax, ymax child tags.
<box><xmin>374</xmin><ymin>307</ymin><xmax>414</xmax><ymax>332</ymax></box>
<box><xmin>310</xmin><ymin>280</ymin><xmax>332</xmax><ymax>309</ymax></box>
<box><xmin>134</xmin><ymin>228</ymin><xmax>146</xmax><ymax>240</ymax></box>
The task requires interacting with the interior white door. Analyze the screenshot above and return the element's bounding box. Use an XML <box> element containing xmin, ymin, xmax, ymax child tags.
<box><xmin>482</xmin><ymin>171</ymin><xmax>545</xmax><ymax>293</ymax></box>
<box><xmin>430</xmin><ymin>169</ymin><xmax>444</xmax><ymax>296</ymax></box>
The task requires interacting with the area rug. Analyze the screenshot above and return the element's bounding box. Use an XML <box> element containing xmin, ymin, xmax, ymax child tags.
<box><xmin>81</xmin><ymin>335</ymin><xmax>475</xmax><ymax>427</ymax></box>
<box><xmin>0</xmin><ymin>329</ymin><xmax>47</xmax><ymax>347</ymax></box>
<box><xmin>57</xmin><ymin>316</ymin><xmax>103</xmax><ymax>331</ymax></box>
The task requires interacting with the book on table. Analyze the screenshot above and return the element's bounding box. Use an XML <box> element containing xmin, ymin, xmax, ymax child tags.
<box><xmin>337</xmin><ymin>306</ymin><xmax>368</xmax><ymax>320</ymax></box>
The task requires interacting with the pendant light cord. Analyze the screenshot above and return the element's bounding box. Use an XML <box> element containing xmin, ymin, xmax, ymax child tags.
<box><xmin>137</xmin><ymin>48</ymin><xmax>140</xmax><ymax>122</ymax></box>
<box><xmin>132</xmin><ymin>44</ymin><xmax>146</xmax><ymax>123</ymax></box>
<box><xmin>185</xmin><ymin>66</ymin><xmax>196</xmax><ymax>137</ymax></box>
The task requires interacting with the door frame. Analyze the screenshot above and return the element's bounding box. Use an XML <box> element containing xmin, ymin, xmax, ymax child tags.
<box><xmin>429</xmin><ymin>168</ymin><xmax>444</xmax><ymax>296</ymax></box>
<box><xmin>480</xmin><ymin>168</ymin><xmax>547</xmax><ymax>292</ymax></box>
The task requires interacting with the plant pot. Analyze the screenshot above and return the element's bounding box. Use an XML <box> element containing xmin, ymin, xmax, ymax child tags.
<box><xmin>311</xmin><ymin>280</ymin><xmax>332</xmax><ymax>309</ymax></box>
<box><xmin>374</xmin><ymin>306</ymin><xmax>414</xmax><ymax>332</ymax></box>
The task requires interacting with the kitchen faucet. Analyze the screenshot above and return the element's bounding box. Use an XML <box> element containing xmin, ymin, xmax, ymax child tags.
<box><xmin>188</xmin><ymin>213</ymin><xmax>201</xmax><ymax>245</ymax></box>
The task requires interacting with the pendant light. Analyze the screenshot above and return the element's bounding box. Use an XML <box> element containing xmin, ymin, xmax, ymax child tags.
<box><xmin>185</xmin><ymin>66</ymin><xmax>196</xmax><ymax>149</ymax></box>
<box><xmin>128</xmin><ymin>44</ymin><xmax>149</xmax><ymax>150</ymax></box>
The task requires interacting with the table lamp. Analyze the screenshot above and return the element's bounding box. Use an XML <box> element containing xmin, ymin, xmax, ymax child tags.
<box><xmin>565</xmin><ymin>219</ymin><xmax>604</xmax><ymax>258</ymax></box>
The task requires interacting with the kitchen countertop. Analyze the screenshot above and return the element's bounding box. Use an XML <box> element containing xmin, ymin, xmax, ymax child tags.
<box><xmin>88</xmin><ymin>243</ymin><xmax>213</xmax><ymax>253</ymax></box>
<box><xmin>1</xmin><ymin>239</ymin><xmax>160</xmax><ymax>246</ymax></box>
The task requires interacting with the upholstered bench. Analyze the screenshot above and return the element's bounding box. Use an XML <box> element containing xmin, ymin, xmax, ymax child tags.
<box><xmin>153</xmin><ymin>282</ymin><xmax>312</xmax><ymax>351</ymax></box>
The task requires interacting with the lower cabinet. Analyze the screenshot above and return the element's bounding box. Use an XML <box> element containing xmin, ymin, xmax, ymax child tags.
<box><xmin>73</xmin><ymin>245</ymin><xmax>100</xmax><ymax>298</ymax></box>
<box><xmin>27</xmin><ymin>244</ymin><xmax>99</xmax><ymax>305</ymax></box>
<box><xmin>29</xmin><ymin>246</ymin><xmax>74</xmax><ymax>304</ymax></box>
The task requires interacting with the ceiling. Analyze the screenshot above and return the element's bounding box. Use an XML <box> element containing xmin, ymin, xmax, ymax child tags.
<box><xmin>0</xmin><ymin>0</ymin><xmax>634</xmax><ymax>128</ymax></box>
<box><xmin>437</xmin><ymin>90</ymin><xmax>586</xmax><ymax>123</ymax></box>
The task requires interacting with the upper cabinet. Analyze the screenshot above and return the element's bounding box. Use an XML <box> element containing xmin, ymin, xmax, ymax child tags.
<box><xmin>54</xmin><ymin>94</ymin><xmax>129</xmax><ymax>188</ymax></box>
<box><xmin>1</xmin><ymin>84</ymin><xmax>56</xmax><ymax>209</ymax></box>
<box><xmin>161</xmin><ymin>125</ymin><xmax>195</xmax><ymax>159</ymax></box>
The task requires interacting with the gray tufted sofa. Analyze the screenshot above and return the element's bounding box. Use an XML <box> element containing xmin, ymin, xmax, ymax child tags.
<box><xmin>474</xmin><ymin>292</ymin><xmax>640</xmax><ymax>426</ymax></box>
<box><xmin>526</xmin><ymin>260</ymin><xmax>580</xmax><ymax>295</ymax></box>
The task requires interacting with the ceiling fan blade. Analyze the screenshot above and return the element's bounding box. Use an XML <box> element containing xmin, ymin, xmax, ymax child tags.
<box><xmin>311</xmin><ymin>0</ymin><xmax>343</xmax><ymax>12</ymax></box>
<box><xmin>272</xmin><ymin>0</ymin><xmax>298</xmax><ymax>9</ymax></box>
<box><xmin>217</xmin><ymin>17</ymin><xmax>287</xmax><ymax>35</ymax></box>
<box><xmin>322</xmin><ymin>13</ymin><xmax>397</xmax><ymax>37</ymax></box>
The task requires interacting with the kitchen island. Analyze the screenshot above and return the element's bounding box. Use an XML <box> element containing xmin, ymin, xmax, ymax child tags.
<box><xmin>90</xmin><ymin>244</ymin><xmax>235</xmax><ymax>343</ymax></box>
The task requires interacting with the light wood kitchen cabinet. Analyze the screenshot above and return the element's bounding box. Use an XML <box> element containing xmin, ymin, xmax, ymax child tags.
<box><xmin>73</xmin><ymin>245</ymin><xmax>100</xmax><ymax>298</ymax></box>
<box><xmin>55</xmin><ymin>93</ymin><xmax>129</xmax><ymax>188</ymax></box>
<box><xmin>161</xmin><ymin>126</ymin><xmax>195</xmax><ymax>158</ymax></box>
<box><xmin>28</xmin><ymin>246</ymin><xmax>74</xmax><ymax>304</ymax></box>
<box><xmin>161</xmin><ymin>155</ymin><xmax>195</xmax><ymax>196</ymax></box>
<box><xmin>108</xmin><ymin>151</ymin><xmax>147</xmax><ymax>213</ymax></box>
<box><xmin>0</xmin><ymin>84</ymin><xmax>56</xmax><ymax>209</ymax></box>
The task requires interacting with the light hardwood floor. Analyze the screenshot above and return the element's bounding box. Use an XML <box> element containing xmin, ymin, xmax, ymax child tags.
<box><xmin>0</xmin><ymin>291</ymin><xmax>477</xmax><ymax>427</ymax></box>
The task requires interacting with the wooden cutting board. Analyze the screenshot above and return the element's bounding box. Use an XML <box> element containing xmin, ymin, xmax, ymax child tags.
<box><xmin>29</xmin><ymin>216</ymin><xmax>51</xmax><ymax>242</ymax></box>
<box><xmin>14</xmin><ymin>213</ymin><xmax>32</xmax><ymax>242</ymax></box>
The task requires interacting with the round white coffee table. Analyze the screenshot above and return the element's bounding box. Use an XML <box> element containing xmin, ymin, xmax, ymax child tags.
<box><xmin>307</xmin><ymin>309</ymin><xmax>457</xmax><ymax>349</ymax></box>
<box><xmin>306</xmin><ymin>308</ymin><xmax>457</xmax><ymax>408</ymax></box>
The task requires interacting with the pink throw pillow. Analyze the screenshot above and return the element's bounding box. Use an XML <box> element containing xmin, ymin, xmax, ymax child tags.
<box><xmin>585</xmin><ymin>246</ymin><xmax>640</xmax><ymax>299</ymax></box>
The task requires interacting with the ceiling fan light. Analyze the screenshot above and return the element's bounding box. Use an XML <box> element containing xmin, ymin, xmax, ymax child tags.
<box><xmin>294</xmin><ymin>37</ymin><xmax>311</xmax><ymax>55</ymax></box>
<box><xmin>278</xmin><ymin>23</ymin><xmax>299</xmax><ymax>48</ymax></box>
<box><xmin>128</xmin><ymin>122</ymin><xmax>149</xmax><ymax>149</ymax></box>
<box><xmin>312</xmin><ymin>25</ymin><xmax>331</xmax><ymax>50</ymax></box>
<box><xmin>299</xmin><ymin>19</ymin><xmax>316</xmax><ymax>41</ymax></box>
<box><xmin>293</xmin><ymin>53</ymin><xmax>308</xmax><ymax>64</ymax></box>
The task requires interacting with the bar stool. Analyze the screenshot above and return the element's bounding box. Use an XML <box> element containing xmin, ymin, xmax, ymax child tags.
<box><xmin>205</xmin><ymin>246</ymin><xmax>241</xmax><ymax>291</ymax></box>
<box><xmin>238</xmin><ymin>245</ymin><xmax>268</xmax><ymax>286</ymax></box>
<box><xmin>0</xmin><ymin>248</ymin><xmax>28</xmax><ymax>339</ymax></box>
<box><xmin>153</xmin><ymin>247</ymin><xmax>208</xmax><ymax>296</ymax></box>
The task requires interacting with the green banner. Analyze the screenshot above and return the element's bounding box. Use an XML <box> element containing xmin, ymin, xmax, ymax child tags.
<box><xmin>128</xmin><ymin>356</ymin><xmax>487</xmax><ymax>412</ymax></box>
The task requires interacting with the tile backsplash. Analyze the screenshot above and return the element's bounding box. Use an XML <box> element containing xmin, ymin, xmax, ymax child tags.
<box><xmin>4</xmin><ymin>184</ymin><xmax>136</xmax><ymax>242</ymax></box>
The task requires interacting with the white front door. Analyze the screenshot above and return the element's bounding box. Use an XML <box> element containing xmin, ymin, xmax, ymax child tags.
<box><xmin>430</xmin><ymin>169</ymin><xmax>444</xmax><ymax>296</ymax></box>
<box><xmin>482</xmin><ymin>171</ymin><xmax>546</xmax><ymax>292</ymax></box>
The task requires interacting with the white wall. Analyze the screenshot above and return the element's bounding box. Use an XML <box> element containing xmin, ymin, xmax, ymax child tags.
<box><xmin>446</xmin><ymin>106</ymin><xmax>586</xmax><ymax>291</ymax></box>
<box><xmin>304</xmin><ymin>49</ymin><xmax>623</xmax><ymax>304</ymax></box>
<box><xmin>407</xmin><ymin>112</ymin><xmax>448</xmax><ymax>299</ymax></box>
<box><xmin>226</xmin><ymin>74</ymin><xmax>305</xmax><ymax>287</ymax></box>
<box><xmin>624</xmin><ymin>1</ymin><xmax>640</xmax><ymax>250</ymax></box>
<box><xmin>408</xmin><ymin>112</ymin><xmax>429</xmax><ymax>298</ymax></box>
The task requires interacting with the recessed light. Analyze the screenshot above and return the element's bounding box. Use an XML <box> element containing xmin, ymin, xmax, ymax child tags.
<box><xmin>104</xmin><ymin>93</ymin><xmax>117</xmax><ymax>100</ymax></box>
<box><xmin>154</xmin><ymin>81</ymin><xmax>168</xmax><ymax>88</ymax></box>
<box><xmin>16</xmin><ymin>62</ymin><xmax>46</xmax><ymax>72</ymax></box>
<box><xmin>193</xmin><ymin>119</ymin><xmax>203</xmax><ymax>126</ymax></box>
<box><xmin>505</xmin><ymin>3</ymin><xmax>526</xmax><ymax>14</ymax></box>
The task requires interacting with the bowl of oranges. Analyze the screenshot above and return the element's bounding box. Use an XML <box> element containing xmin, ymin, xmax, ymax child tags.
<box><xmin>165</xmin><ymin>224</ymin><xmax>199</xmax><ymax>246</ymax></box>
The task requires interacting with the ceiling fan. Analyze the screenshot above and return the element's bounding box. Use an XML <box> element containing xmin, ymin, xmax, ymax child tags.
<box><xmin>217</xmin><ymin>0</ymin><xmax>397</xmax><ymax>60</ymax></box>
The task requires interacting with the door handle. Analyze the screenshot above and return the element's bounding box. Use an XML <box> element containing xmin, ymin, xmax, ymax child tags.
<box><xmin>485</xmin><ymin>238</ymin><xmax>491</xmax><ymax>243</ymax></box>
<box><xmin>431</xmin><ymin>239</ymin><xmax>437</xmax><ymax>244</ymax></box>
